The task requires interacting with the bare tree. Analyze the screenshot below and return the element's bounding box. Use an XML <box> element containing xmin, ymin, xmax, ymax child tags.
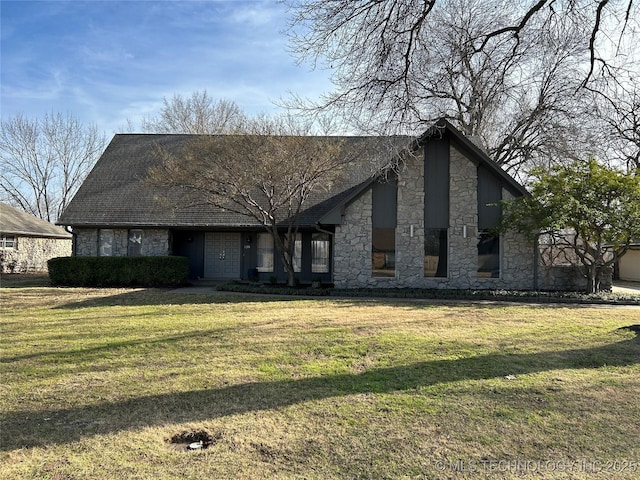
<box><xmin>285</xmin><ymin>0</ymin><xmax>638</xmax><ymax>174</ymax></box>
<box><xmin>587</xmin><ymin>72</ymin><xmax>640</xmax><ymax>173</ymax></box>
<box><xmin>0</xmin><ymin>113</ymin><xmax>107</xmax><ymax>222</ymax></box>
<box><xmin>141</xmin><ymin>91</ymin><xmax>246</xmax><ymax>134</ymax></box>
<box><xmin>148</xmin><ymin>114</ymin><xmax>367</xmax><ymax>286</ymax></box>
<box><xmin>287</xmin><ymin>0</ymin><xmax>635</xmax><ymax>86</ymax></box>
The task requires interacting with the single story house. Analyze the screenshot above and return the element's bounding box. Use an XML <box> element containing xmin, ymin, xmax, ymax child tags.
<box><xmin>58</xmin><ymin>119</ymin><xmax>569</xmax><ymax>290</ymax></box>
<box><xmin>0</xmin><ymin>202</ymin><xmax>72</xmax><ymax>273</ymax></box>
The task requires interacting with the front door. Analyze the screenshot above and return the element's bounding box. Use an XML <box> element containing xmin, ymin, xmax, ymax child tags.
<box><xmin>204</xmin><ymin>232</ymin><xmax>241</xmax><ymax>279</ymax></box>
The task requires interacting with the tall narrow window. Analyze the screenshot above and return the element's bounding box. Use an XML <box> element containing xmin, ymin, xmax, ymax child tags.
<box><xmin>477</xmin><ymin>166</ymin><xmax>502</xmax><ymax>279</ymax></box>
<box><xmin>128</xmin><ymin>229</ymin><xmax>143</xmax><ymax>256</ymax></box>
<box><xmin>284</xmin><ymin>233</ymin><xmax>302</xmax><ymax>273</ymax></box>
<box><xmin>372</xmin><ymin>177</ymin><xmax>397</xmax><ymax>277</ymax></box>
<box><xmin>478</xmin><ymin>230</ymin><xmax>500</xmax><ymax>278</ymax></box>
<box><xmin>99</xmin><ymin>229</ymin><xmax>114</xmax><ymax>256</ymax></box>
<box><xmin>424</xmin><ymin>137</ymin><xmax>449</xmax><ymax>277</ymax></box>
<box><xmin>372</xmin><ymin>228</ymin><xmax>396</xmax><ymax>277</ymax></box>
<box><xmin>424</xmin><ymin>228</ymin><xmax>448</xmax><ymax>277</ymax></box>
<box><xmin>256</xmin><ymin>233</ymin><xmax>274</xmax><ymax>272</ymax></box>
<box><xmin>311</xmin><ymin>232</ymin><xmax>330</xmax><ymax>273</ymax></box>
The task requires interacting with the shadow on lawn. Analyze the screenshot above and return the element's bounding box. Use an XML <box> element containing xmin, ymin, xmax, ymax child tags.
<box><xmin>52</xmin><ymin>288</ymin><xmax>324</xmax><ymax>309</ymax></box>
<box><xmin>2</xmin><ymin>326</ymin><xmax>638</xmax><ymax>451</ymax></box>
<box><xmin>1</xmin><ymin>328</ymin><xmax>238</xmax><ymax>364</ymax></box>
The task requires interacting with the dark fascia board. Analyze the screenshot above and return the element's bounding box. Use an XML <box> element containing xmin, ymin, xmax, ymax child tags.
<box><xmin>317</xmin><ymin>177</ymin><xmax>377</xmax><ymax>226</ymax></box>
<box><xmin>58</xmin><ymin>222</ymin><xmax>323</xmax><ymax>232</ymax></box>
<box><xmin>59</xmin><ymin>222</ymin><xmax>260</xmax><ymax>229</ymax></box>
<box><xmin>318</xmin><ymin>119</ymin><xmax>530</xmax><ymax>226</ymax></box>
<box><xmin>416</xmin><ymin>118</ymin><xmax>530</xmax><ymax>197</ymax></box>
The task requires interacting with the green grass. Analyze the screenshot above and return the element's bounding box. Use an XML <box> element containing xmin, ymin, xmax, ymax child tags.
<box><xmin>1</xmin><ymin>282</ymin><xmax>639</xmax><ymax>479</ymax></box>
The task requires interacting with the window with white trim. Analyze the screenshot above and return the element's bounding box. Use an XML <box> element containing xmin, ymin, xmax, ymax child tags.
<box><xmin>0</xmin><ymin>236</ymin><xmax>16</xmax><ymax>249</ymax></box>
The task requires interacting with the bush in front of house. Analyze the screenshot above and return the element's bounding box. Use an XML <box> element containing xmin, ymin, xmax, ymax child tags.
<box><xmin>48</xmin><ymin>256</ymin><xmax>189</xmax><ymax>287</ymax></box>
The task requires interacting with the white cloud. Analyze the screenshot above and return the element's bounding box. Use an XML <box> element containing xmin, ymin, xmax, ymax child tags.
<box><xmin>1</xmin><ymin>0</ymin><xmax>334</xmax><ymax>135</ymax></box>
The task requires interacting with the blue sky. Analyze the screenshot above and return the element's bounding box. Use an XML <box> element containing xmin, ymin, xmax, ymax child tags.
<box><xmin>1</xmin><ymin>0</ymin><xmax>333</xmax><ymax>134</ymax></box>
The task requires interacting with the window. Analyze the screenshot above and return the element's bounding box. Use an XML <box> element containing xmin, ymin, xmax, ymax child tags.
<box><xmin>1</xmin><ymin>236</ymin><xmax>16</xmax><ymax>249</ymax></box>
<box><xmin>284</xmin><ymin>233</ymin><xmax>302</xmax><ymax>273</ymax></box>
<box><xmin>424</xmin><ymin>228</ymin><xmax>447</xmax><ymax>277</ymax></box>
<box><xmin>478</xmin><ymin>230</ymin><xmax>500</xmax><ymax>278</ymax></box>
<box><xmin>311</xmin><ymin>233</ymin><xmax>330</xmax><ymax>273</ymax></box>
<box><xmin>99</xmin><ymin>229</ymin><xmax>114</xmax><ymax>256</ymax></box>
<box><xmin>128</xmin><ymin>229</ymin><xmax>143</xmax><ymax>256</ymax></box>
<box><xmin>372</xmin><ymin>176</ymin><xmax>397</xmax><ymax>278</ymax></box>
<box><xmin>372</xmin><ymin>228</ymin><xmax>396</xmax><ymax>277</ymax></box>
<box><xmin>256</xmin><ymin>233</ymin><xmax>274</xmax><ymax>272</ymax></box>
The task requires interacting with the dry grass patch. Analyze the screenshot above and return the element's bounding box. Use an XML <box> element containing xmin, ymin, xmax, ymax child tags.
<box><xmin>1</xmin><ymin>285</ymin><xmax>639</xmax><ymax>479</ymax></box>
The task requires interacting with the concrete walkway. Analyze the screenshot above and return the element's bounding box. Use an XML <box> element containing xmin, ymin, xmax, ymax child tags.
<box><xmin>612</xmin><ymin>281</ymin><xmax>640</xmax><ymax>295</ymax></box>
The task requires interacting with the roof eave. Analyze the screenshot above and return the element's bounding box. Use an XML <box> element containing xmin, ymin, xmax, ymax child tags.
<box><xmin>1</xmin><ymin>229</ymin><xmax>72</xmax><ymax>239</ymax></box>
<box><xmin>417</xmin><ymin>118</ymin><xmax>530</xmax><ymax>198</ymax></box>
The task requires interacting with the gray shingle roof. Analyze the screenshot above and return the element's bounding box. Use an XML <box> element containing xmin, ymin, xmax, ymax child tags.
<box><xmin>57</xmin><ymin>134</ymin><xmax>408</xmax><ymax>229</ymax></box>
<box><xmin>57</xmin><ymin>121</ymin><xmax>528</xmax><ymax>230</ymax></box>
<box><xmin>1</xmin><ymin>203</ymin><xmax>72</xmax><ymax>239</ymax></box>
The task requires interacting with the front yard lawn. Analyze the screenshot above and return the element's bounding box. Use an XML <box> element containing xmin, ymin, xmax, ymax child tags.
<box><xmin>1</xmin><ymin>284</ymin><xmax>639</xmax><ymax>479</ymax></box>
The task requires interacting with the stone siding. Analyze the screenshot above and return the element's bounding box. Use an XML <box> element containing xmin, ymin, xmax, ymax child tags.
<box><xmin>333</xmin><ymin>190</ymin><xmax>372</xmax><ymax>288</ymax></box>
<box><xmin>75</xmin><ymin>229</ymin><xmax>99</xmax><ymax>256</ymax></box>
<box><xmin>0</xmin><ymin>236</ymin><xmax>72</xmax><ymax>273</ymax></box>
<box><xmin>73</xmin><ymin>228</ymin><xmax>170</xmax><ymax>257</ymax></box>
<box><xmin>441</xmin><ymin>144</ymin><xmax>480</xmax><ymax>289</ymax></box>
<box><xmin>538</xmin><ymin>265</ymin><xmax>612</xmax><ymax>292</ymax></box>
<box><xmin>333</xmin><ymin>142</ymin><xmax>538</xmax><ymax>289</ymax></box>
<box><xmin>395</xmin><ymin>151</ymin><xmax>426</xmax><ymax>287</ymax></box>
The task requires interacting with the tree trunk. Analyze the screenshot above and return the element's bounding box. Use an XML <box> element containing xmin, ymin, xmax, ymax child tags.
<box><xmin>586</xmin><ymin>266</ymin><xmax>598</xmax><ymax>294</ymax></box>
<box><xmin>285</xmin><ymin>263</ymin><xmax>296</xmax><ymax>287</ymax></box>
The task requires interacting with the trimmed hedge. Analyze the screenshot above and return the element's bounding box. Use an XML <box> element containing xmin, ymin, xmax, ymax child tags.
<box><xmin>48</xmin><ymin>256</ymin><xmax>189</xmax><ymax>287</ymax></box>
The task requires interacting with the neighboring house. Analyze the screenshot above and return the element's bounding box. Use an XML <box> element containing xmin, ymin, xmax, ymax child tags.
<box><xmin>0</xmin><ymin>202</ymin><xmax>72</xmax><ymax>273</ymax></box>
<box><xmin>57</xmin><ymin>119</ymin><xmax>572</xmax><ymax>290</ymax></box>
<box><xmin>618</xmin><ymin>243</ymin><xmax>640</xmax><ymax>282</ymax></box>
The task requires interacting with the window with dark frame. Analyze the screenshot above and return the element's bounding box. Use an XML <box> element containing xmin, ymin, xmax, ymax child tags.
<box><xmin>424</xmin><ymin>228</ymin><xmax>448</xmax><ymax>277</ymax></box>
<box><xmin>256</xmin><ymin>233</ymin><xmax>274</xmax><ymax>272</ymax></box>
<box><xmin>372</xmin><ymin>227</ymin><xmax>396</xmax><ymax>277</ymax></box>
<box><xmin>284</xmin><ymin>233</ymin><xmax>302</xmax><ymax>273</ymax></box>
<box><xmin>128</xmin><ymin>229</ymin><xmax>143</xmax><ymax>256</ymax></box>
<box><xmin>311</xmin><ymin>232</ymin><xmax>330</xmax><ymax>273</ymax></box>
<box><xmin>477</xmin><ymin>230</ymin><xmax>500</xmax><ymax>278</ymax></box>
<box><xmin>371</xmin><ymin>176</ymin><xmax>397</xmax><ymax>278</ymax></box>
<box><xmin>424</xmin><ymin>136</ymin><xmax>450</xmax><ymax>278</ymax></box>
<box><xmin>99</xmin><ymin>229</ymin><xmax>114</xmax><ymax>256</ymax></box>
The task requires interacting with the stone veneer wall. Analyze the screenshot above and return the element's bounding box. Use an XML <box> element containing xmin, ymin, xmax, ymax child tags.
<box><xmin>0</xmin><ymin>236</ymin><xmax>72</xmax><ymax>273</ymax></box>
<box><xmin>74</xmin><ymin>228</ymin><xmax>170</xmax><ymax>257</ymax></box>
<box><xmin>333</xmin><ymin>191</ymin><xmax>372</xmax><ymax>288</ymax></box>
<box><xmin>441</xmin><ymin>144</ymin><xmax>480</xmax><ymax>288</ymax></box>
<box><xmin>333</xmin><ymin>143</ymin><xmax>537</xmax><ymax>289</ymax></box>
<box><xmin>538</xmin><ymin>265</ymin><xmax>612</xmax><ymax>291</ymax></box>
